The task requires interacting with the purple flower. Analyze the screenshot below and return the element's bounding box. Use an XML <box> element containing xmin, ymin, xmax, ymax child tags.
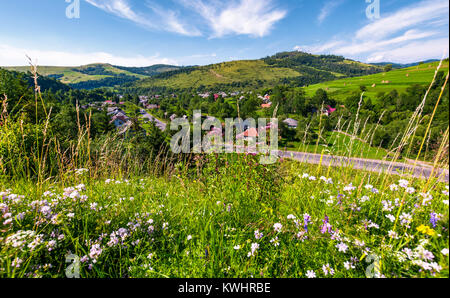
<box><xmin>430</xmin><ymin>212</ymin><xmax>438</xmax><ymax>228</ymax></box>
<box><xmin>320</xmin><ymin>215</ymin><xmax>333</xmax><ymax>234</ymax></box>
<box><xmin>303</xmin><ymin>214</ymin><xmax>311</xmax><ymax>231</ymax></box>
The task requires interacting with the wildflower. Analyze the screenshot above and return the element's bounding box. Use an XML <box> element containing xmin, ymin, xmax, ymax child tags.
<box><xmin>398</xmin><ymin>179</ymin><xmax>409</xmax><ymax>188</ymax></box>
<box><xmin>405</xmin><ymin>187</ymin><xmax>415</xmax><ymax>194</ymax></box>
<box><xmin>247</xmin><ymin>243</ymin><xmax>259</xmax><ymax>257</ymax></box>
<box><xmin>287</xmin><ymin>214</ymin><xmax>296</xmax><ymax>220</ymax></box>
<box><xmin>389</xmin><ymin>184</ymin><xmax>399</xmax><ymax>191</ymax></box>
<box><xmin>320</xmin><ymin>216</ymin><xmax>333</xmax><ymax>234</ymax></box>
<box><xmin>417</xmin><ymin>225</ymin><xmax>435</xmax><ymax>236</ymax></box>
<box><xmin>336</xmin><ymin>242</ymin><xmax>348</xmax><ymax>253</ymax></box>
<box><xmin>343</xmin><ymin>183</ymin><xmax>356</xmax><ymax>192</ymax></box>
<box><xmin>354</xmin><ymin>239</ymin><xmax>365</xmax><ymax>247</ymax></box>
<box><xmin>320</xmin><ymin>176</ymin><xmax>333</xmax><ymax>184</ymax></box>
<box><xmin>89</xmin><ymin>244</ymin><xmax>103</xmax><ymax>261</ymax></box>
<box><xmin>147</xmin><ymin>253</ymin><xmax>154</xmax><ymax>259</ymax></box>
<box><xmin>273</xmin><ymin>223</ymin><xmax>283</xmax><ymax>233</ymax></box>
<box><xmin>254</xmin><ymin>229</ymin><xmax>263</xmax><ymax>240</ymax></box>
<box><xmin>365</xmin><ymin>184</ymin><xmax>373</xmax><ymax>190</ymax></box>
<box><xmin>381</xmin><ymin>200</ymin><xmax>394</xmax><ymax>212</ymax></box>
<box><xmin>47</xmin><ymin>240</ymin><xmax>57</xmax><ymax>251</ymax></box>
<box><xmin>399</xmin><ymin>213</ymin><xmax>412</xmax><ymax>228</ymax></box>
<box><xmin>301</xmin><ymin>173</ymin><xmax>309</xmax><ymax>179</ymax></box>
<box><xmin>441</xmin><ymin>248</ymin><xmax>449</xmax><ymax>256</ymax></box>
<box><xmin>303</xmin><ymin>213</ymin><xmax>311</xmax><ymax>231</ymax></box>
<box><xmin>187</xmin><ymin>235</ymin><xmax>192</xmax><ymax>241</ymax></box>
<box><xmin>75</xmin><ymin>168</ymin><xmax>88</xmax><ymax>175</ymax></box>
<box><xmin>367</xmin><ymin>221</ymin><xmax>380</xmax><ymax>229</ymax></box>
<box><xmin>11</xmin><ymin>258</ymin><xmax>23</xmax><ymax>268</ymax></box>
<box><xmin>385</xmin><ymin>214</ymin><xmax>395</xmax><ymax>222</ymax></box>
<box><xmin>234</xmin><ymin>245</ymin><xmax>241</xmax><ymax>250</ymax></box>
<box><xmin>308</xmin><ymin>176</ymin><xmax>317</xmax><ymax>181</ymax></box>
<box><xmin>359</xmin><ymin>196</ymin><xmax>370</xmax><ymax>203</ymax></box>
<box><xmin>429</xmin><ymin>212</ymin><xmax>439</xmax><ymax>228</ymax></box>
<box><xmin>322</xmin><ymin>264</ymin><xmax>335</xmax><ymax>276</ymax></box>
<box><xmin>270</xmin><ymin>237</ymin><xmax>280</xmax><ymax>247</ymax></box>
<box><xmin>388</xmin><ymin>230</ymin><xmax>399</xmax><ymax>239</ymax></box>
<box><xmin>420</xmin><ymin>193</ymin><xmax>433</xmax><ymax>206</ymax></box>
<box><xmin>306</xmin><ymin>270</ymin><xmax>316</xmax><ymax>278</ymax></box>
<box><xmin>344</xmin><ymin>261</ymin><xmax>355</xmax><ymax>270</ymax></box>
<box><xmin>75</xmin><ymin>184</ymin><xmax>85</xmax><ymax>191</ymax></box>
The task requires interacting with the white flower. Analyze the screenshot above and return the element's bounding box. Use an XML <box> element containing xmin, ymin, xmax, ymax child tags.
<box><xmin>398</xmin><ymin>179</ymin><xmax>409</xmax><ymax>188</ymax></box>
<box><xmin>254</xmin><ymin>229</ymin><xmax>263</xmax><ymax>240</ymax></box>
<box><xmin>301</xmin><ymin>173</ymin><xmax>309</xmax><ymax>178</ymax></box>
<box><xmin>233</xmin><ymin>245</ymin><xmax>241</xmax><ymax>250</ymax></box>
<box><xmin>336</xmin><ymin>242</ymin><xmax>348</xmax><ymax>253</ymax></box>
<box><xmin>247</xmin><ymin>243</ymin><xmax>259</xmax><ymax>257</ymax></box>
<box><xmin>344</xmin><ymin>183</ymin><xmax>356</xmax><ymax>192</ymax></box>
<box><xmin>273</xmin><ymin>223</ymin><xmax>283</xmax><ymax>233</ymax></box>
<box><xmin>322</xmin><ymin>264</ymin><xmax>335</xmax><ymax>276</ymax></box>
<box><xmin>441</xmin><ymin>248</ymin><xmax>449</xmax><ymax>256</ymax></box>
<box><xmin>359</xmin><ymin>196</ymin><xmax>370</xmax><ymax>203</ymax></box>
<box><xmin>365</xmin><ymin>184</ymin><xmax>373</xmax><ymax>190</ymax></box>
<box><xmin>306</xmin><ymin>270</ymin><xmax>316</xmax><ymax>278</ymax></box>
<box><xmin>389</xmin><ymin>184</ymin><xmax>399</xmax><ymax>191</ymax></box>
<box><xmin>385</xmin><ymin>214</ymin><xmax>395</xmax><ymax>222</ymax></box>
<box><xmin>405</xmin><ymin>187</ymin><xmax>415</xmax><ymax>194</ymax></box>
<box><xmin>287</xmin><ymin>214</ymin><xmax>296</xmax><ymax>220</ymax></box>
<box><xmin>187</xmin><ymin>235</ymin><xmax>192</xmax><ymax>241</ymax></box>
<box><xmin>388</xmin><ymin>230</ymin><xmax>399</xmax><ymax>239</ymax></box>
<box><xmin>344</xmin><ymin>261</ymin><xmax>355</xmax><ymax>270</ymax></box>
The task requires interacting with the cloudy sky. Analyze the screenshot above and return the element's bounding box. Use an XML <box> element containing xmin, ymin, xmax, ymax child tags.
<box><xmin>0</xmin><ymin>0</ymin><xmax>448</xmax><ymax>66</ymax></box>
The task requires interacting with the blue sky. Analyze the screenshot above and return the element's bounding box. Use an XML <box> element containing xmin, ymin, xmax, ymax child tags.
<box><xmin>0</xmin><ymin>0</ymin><xmax>448</xmax><ymax>66</ymax></box>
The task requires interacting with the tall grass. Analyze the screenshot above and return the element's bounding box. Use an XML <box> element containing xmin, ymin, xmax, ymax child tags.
<box><xmin>0</xmin><ymin>61</ymin><xmax>448</xmax><ymax>278</ymax></box>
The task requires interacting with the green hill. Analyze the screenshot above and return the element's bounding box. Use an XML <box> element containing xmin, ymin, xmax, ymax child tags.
<box><xmin>128</xmin><ymin>51</ymin><xmax>383</xmax><ymax>91</ymax></box>
<box><xmin>3</xmin><ymin>63</ymin><xmax>180</xmax><ymax>90</ymax></box>
<box><xmin>303</xmin><ymin>60</ymin><xmax>449</xmax><ymax>102</ymax></box>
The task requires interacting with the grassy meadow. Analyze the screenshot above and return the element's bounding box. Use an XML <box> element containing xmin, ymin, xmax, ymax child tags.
<box><xmin>304</xmin><ymin>61</ymin><xmax>450</xmax><ymax>102</ymax></box>
<box><xmin>1</xmin><ymin>153</ymin><xmax>448</xmax><ymax>278</ymax></box>
<box><xmin>0</xmin><ymin>59</ymin><xmax>449</xmax><ymax>279</ymax></box>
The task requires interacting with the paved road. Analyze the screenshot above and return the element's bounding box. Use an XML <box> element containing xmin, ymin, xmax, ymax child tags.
<box><xmin>141</xmin><ymin>111</ymin><xmax>167</xmax><ymax>131</ymax></box>
<box><xmin>276</xmin><ymin>150</ymin><xmax>449</xmax><ymax>182</ymax></box>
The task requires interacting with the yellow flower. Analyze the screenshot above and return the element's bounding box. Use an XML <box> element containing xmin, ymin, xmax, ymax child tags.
<box><xmin>417</xmin><ymin>225</ymin><xmax>435</xmax><ymax>236</ymax></box>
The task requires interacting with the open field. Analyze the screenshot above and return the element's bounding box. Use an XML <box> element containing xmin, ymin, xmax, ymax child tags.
<box><xmin>1</xmin><ymin>154</ymin><xmax>448</xmax><ymax>278</ymax></box>
<box><xmin>303</xmin><ymin>60</ymin><xmax>450</xmax><ymax>102</ymax></box>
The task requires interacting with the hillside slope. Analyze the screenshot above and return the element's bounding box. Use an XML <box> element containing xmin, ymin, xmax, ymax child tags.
<box><xmin>128</xmin><ymin>51</ymin><xmax>383</xmax><ymax>91</ymax></box>
<box><xmin>3</xmin><ymin>63</ymin><xmax>180</xmax><ymax>90</ymax></box>
<box><xmin>303</xmin><ymin>60</ymin><xmax>449</xmax><ymax>102</ymax></box>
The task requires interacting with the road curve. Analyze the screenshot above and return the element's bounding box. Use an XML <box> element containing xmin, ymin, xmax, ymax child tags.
<box><xmin>276</xmin><ymin>150</ymin><xmax>449</xmax><ymax>182</ymax></box>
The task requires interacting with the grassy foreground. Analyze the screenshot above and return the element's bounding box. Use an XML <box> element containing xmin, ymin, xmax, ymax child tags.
<box><xmin>1</xmin><ymin>154</ymin><xmax>448</xmax><ymax>278</ymax></box>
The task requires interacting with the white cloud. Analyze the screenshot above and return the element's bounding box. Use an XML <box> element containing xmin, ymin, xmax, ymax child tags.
<box><xmin>366</xmin><ymin>38</ymin><xmax>449</xmax><ymax>63</ymax></box>
<box><xmin>179</xmin><ymin>0</ymin><xmax>287</xmax><ymax>38</ymax></box>
<box><xmin>318</xmin><ymin>0</ymin><xmax>344</xmax><ymax>24</ymax></box>
<box><xmin>355</xmin><ymin>0</ymin><xmax>449</xmax><ymax>40</ymax></box>
<box><xmin>297</xmin><ymin>0</ymin><xmax>449</xmax><ymax>63</ymax></box>
<box><xmin>0</xmin><ymin>44</ymin><xmax>178</xmax><ymax>67</ymax></box>
<box><xmin>85</xmin><ymin>0</ymin><xmax>201</xmax><ymax>36</ymax></box>
<box><xmin>85</xmin><ymin>0</ymin><xmax>286</xmax><ymax>38</ymax></box>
